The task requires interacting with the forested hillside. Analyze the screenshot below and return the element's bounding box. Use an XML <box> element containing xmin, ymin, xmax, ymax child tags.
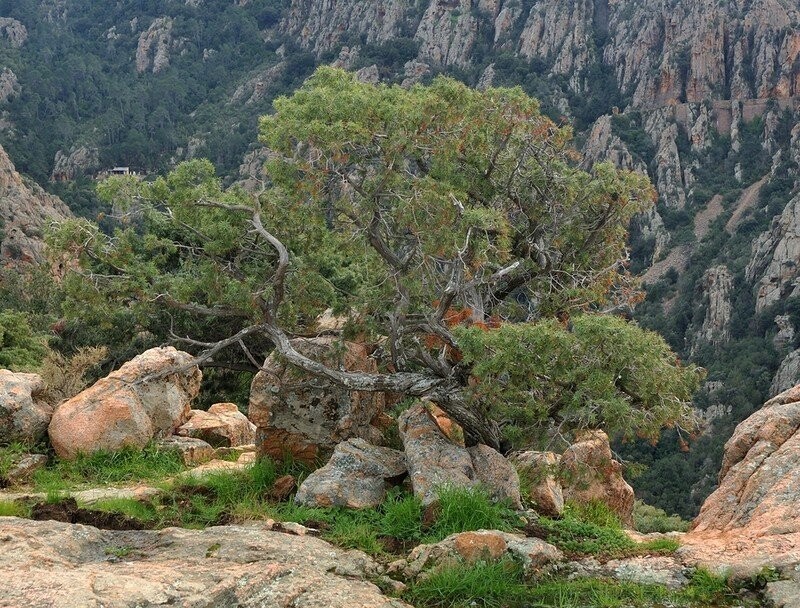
<box><xmin>1</xmin><ymin>0</ymin><xmax>799</xmax><ymax>518</ymax></box>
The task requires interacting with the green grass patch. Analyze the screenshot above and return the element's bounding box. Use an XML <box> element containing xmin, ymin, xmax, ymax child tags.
<box><xmin>526</xmin><ymin>577</ymin><xmax>673</xmax><ymax>607</ymax></box>
<box><xmin>381</xmin><ymin>489</ymin><xmax>424</xmax><ymax>542</ymax></box>
<box><xmin>638</xmin><ymin>537</ymin><xmax>681</xmax><ymax>554</ymax></box>
<box><xmin>405</xmin><ymin>558</ymin><xmax>528</xmax><ymax>608</ymax></box>
<box><xmin>0</xmin><ymin>500</ymin><xmax>31</xmax><ymax>517</ymax></box>
<box><xmin>426</xmin><ymin>485</ymin><xmax>519</xmax><ymax>542</ymax></box>
<box><xmin>33</xmin><ymin>444</ymin><xmax>186</xmax><ymax>491</ymax></box>
<box><xmin>92</xmin><ymin>498</ymin><xmax>159</xmax><ymax>523</ymax></box>
<box><xmin>405</xmin><ymin>564</ymin><xmax>750</xmax><ymax>608</ymax></box>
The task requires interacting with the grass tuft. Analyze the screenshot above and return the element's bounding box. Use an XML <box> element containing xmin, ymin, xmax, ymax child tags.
<box><xmin>405</xmin><ymin>558</ymin><xmax>527</xmax><ymax>608</ymax></box>
<box><xmin>0</xmin><ymin>500</ymin><xmax>31</xmax><ymax>518</ymax></box>
<box><xmin>427</xmin><ymin>485</ymin><xmax>519</xmax><ymax>542</ymax></box>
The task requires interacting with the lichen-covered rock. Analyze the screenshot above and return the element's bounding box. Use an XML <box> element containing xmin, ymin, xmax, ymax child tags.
<box><xmin>398</xmin><ymin>401</ymin><xmax>521</xmax><ymax>508</ymax></box>
<box><xmin>0</xmin><ymin>518</ymin><xmax>410</xmax><ymax>608</ymax></box>
<box><xmin>560</xmin><ymin>430</ymin><xmax>635</xmax><ymax>527</ymax></box>
<box><xmin>249</xmin><ymin>336</ymin><xmax>386</xmax><ymax>465</ymax></box>
<box><xmin>177</xmin><ymin>402</ymin><xmax>255</xmax><ymax>447</ymax></box>
<box><xmin>511</xmin><ymin>451</ymin><xmax>564</xmax><ymax>517</ymax></box>
<box><xmin>397</xmin><ymin>530</ymin><xmax>562</xmax><ymax>579</ymax></box>
<box><xmin>48</xmin><ymin>347</ymin><xmax>201</xmax><ymax>459</ymax></box>
<box><xmin>295</xmin><ymin>438</ymin><xmax>407</xmax><ymax>508</ymax></box>
<box><xmin>5</xmin><ymin>453</ymin><xmax>48</xmax><ymax>484</ymax></box>
<box><xmin>0</xmin><ymin>370</ymin><xmax>52</xmax><ymax>446</ymax></box>
<box><xmin>567</xmin><ymin>555</ymin><xmax>689</xmax><ymax>589</ymax></box>
<box><xmin>155</xmin><ymin>436</ymin><xmax>214</xmax><ymax>465</ymax></box>
<box><xmin>680</xmin><ymin>384</ymin><xmax>800</xmax><ymax>577</ymax></box>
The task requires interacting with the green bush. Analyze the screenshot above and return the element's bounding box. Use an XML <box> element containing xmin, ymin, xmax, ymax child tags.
<box><xmin>0</xmin><ymin>311</ymin><xmax>48</xmax><ymax>371</ymax></box>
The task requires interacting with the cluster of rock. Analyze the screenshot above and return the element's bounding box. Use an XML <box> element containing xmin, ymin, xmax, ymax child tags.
<box><xmin>1</xmin><ymin>347</ymin><xmax>255</xmax><ymax>478</ymax></box>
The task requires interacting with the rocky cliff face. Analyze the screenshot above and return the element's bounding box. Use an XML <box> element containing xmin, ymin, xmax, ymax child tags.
<box><xmin>0</xmin><ymin>144</ymin><xmax>71</xmax><ymax>264</ymax></box>
<box><xmin>746</xmin><ymin>193</ymin><xmax>800</xmax><ymax>313</ymax></box>
<box><xmin>279</xmin><ymin>0</ymin><xmax>799</xmax><ymax>104</ymax></box>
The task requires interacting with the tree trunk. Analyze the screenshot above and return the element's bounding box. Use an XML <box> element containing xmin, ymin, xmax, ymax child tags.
<box><xmin>262</xmin><ymin>323</ymin><xmax>503</xmax><ymax>450</ymax></box>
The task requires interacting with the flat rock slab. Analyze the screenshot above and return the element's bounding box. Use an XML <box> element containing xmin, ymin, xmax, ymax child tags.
<box><xmin>0</xmin><ymin>517</ymin><xmax>410</xmax><ymax>608</ymax></box>
<box><xmin>0</xmin><ymin>484</ymin><xmax>161</xmax><ymax>505</ymax></box>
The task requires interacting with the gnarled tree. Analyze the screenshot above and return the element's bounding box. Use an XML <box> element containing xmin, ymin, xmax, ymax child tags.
<box><xmin>52</xmin><ymin>68</ymin><xmax>701</xmax><ymax>450</ymax></box>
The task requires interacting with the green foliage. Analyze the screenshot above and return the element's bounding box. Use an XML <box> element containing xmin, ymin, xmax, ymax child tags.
<box><xmin>405</xmin><ymin>558</ymin><xmax>528</xmax><ymax>608</ymax></box>
<box><xmin>633</xmin><ymin>500</ymin><xmax>690</xmax><ymax>533</ymax></box>
<box><xmin>427</xmin><ymin>486</ymin><xmax>519</xmax><ymax>542</ymax></box>
<box><xmin>0</xmin><ymin>311</ymin><xmax>48</xmax><ymax>371</ymax></box>
<box><xmin>535</xmin><ymin>503</ymin><xmax>636</xmax><ymax>557</ymax></box>
<box><xmin>32</xmin><ymin>444</ymin><xmax>186</xmax><ymax>491</ymax></box>
<box><xmin>456</xmin><ymin>315</ymin><xmax>703</xmax><ymax>446</ymax></box>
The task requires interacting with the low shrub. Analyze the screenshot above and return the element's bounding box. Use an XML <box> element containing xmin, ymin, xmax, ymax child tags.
<box><xmin>633</xmin><ymin>500</ymin><xmax>690</xmax><ymax>533</ymax></box>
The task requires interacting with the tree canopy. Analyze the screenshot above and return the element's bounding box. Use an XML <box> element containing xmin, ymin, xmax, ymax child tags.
<box><xmin>52</xmin><ymin>67</ymin><xmax>702</xmax><ymax>450</ymax></box>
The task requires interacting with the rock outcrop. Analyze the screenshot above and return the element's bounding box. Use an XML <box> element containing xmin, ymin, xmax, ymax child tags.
<box><xmin>135</xmin><ymin>17</ymin><xmax>177</xmax><ymax>74</ymax></box>
<box><xmin>771</xmin><ymin>349</ymin><xmax>800</xmax><ymax>397</ymax></box>
<box><xmin>50</xmin><ymin>146</ymin><xmax>99</xmax><ymax>182</ymax></box>
<box><xmin>0</xmin><ymin>517</ymin><xmax>409</xmax><ymax>608</ymax></box>
<box><xmin>0</xmin><ymin>68</ymin><xmax>20</xmax><ymax>104</ymax></box>
<box><xmin>694</xmin><ymin>265</ymin><xmax>734</xmax><ymax>350</ymax></box>
<box><xmin>746</xmin><ymin>193</ymin><xmax>800</xmax><ymax>313</ymax></box>
<box><xmin>560</xmin><ymin>430</ymin><xmax>635</xmax><ymax>527</ymax></box>
<box><xmin>48</xmin><ymin>347</ymin><xmax>201</xmax><ymax>459</ymax></box>
<box><xmin>681</xmin><ymin>384</ymin><xmax>800</xmax><ymax>576</ymax></box>
<box><xmin>176</xmin><ymin>402</ymin><xmax>255</xmax><ymax>447</ymax></box>
<box><xmin>398</xmin><ymin>401</ymin><xmax>521</xmax><ymax>508</ymax></box>
<box><xmin>249</xmin><ymin>336</ymin><xmax>387</xmax><ymax>465</ymax></box>
<box><xmin>511</xmin><ymin>451</ymin><xmax>564</xmax><ymax>517</ymax></box>
<box><xmin>0</xmin><ymin>370</ymin><xmax>52</xmax><ymax>446</ymax></box>
<box><xmin>295</xmin><ymin>438</ymin><xmax>407</xmax><ymax>508</ymax></box>
<box><xmin>0</xmin><ymin>18</ymin><xmax>27</xmax><ymax>47</ymax></box>
<box><xmin>0</xmin><ymin>144</ymin><xmax>71</xmax><ymax>264</ymax></box>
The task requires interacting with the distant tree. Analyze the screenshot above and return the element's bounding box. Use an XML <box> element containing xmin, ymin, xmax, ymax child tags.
<box><xmin>52</xmin><ymin>68</ymin><xmax>702</xmax><ymax>449</ymax></box>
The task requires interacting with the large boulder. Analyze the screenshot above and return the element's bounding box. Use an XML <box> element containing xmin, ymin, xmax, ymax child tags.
<box><xmin>0</xmin><ymin>517</ymin><xmax>409</xmax><ymax>608</ymax></box>
<box><xmin>249</xmin><ymin>336</ymin><xmax>386</xmax><ymax>465</ymax></box>
<box><xmin>511</xmin><ymin>451</ymin><xmax>564</xmax><ymax>517</ymax></box>
<box><xmin>176</xmin><ymin>402</ymin><xmax>255</xmax><ymax>447</ymax></box>
<box><xmin>295</xmin><ymin>438</ymin><xmax>407</xmax><ymax>508</ymax></box>
<box><xmin>680</xmin><ymin>384</ymin><xmax>800</xmax><ymax>577</ymax></box>
<box><xmin>0</xmin><ymin>370</ymin><xmax>52</xmax><ymax>445</ymax></box>
<box><xmin>48</xmin><ymin>347</ymin><xmax>201</xmax><ymax>459</ymax></box>
<box><xmin>398</xmin><ymin>401</ymin><xmax>521</xmax><ymax>508</ymax></box>
<box><xmin>560</xmin><ymin>430</ymin><xmax>635</xmax><ymax>527</ymax></box>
